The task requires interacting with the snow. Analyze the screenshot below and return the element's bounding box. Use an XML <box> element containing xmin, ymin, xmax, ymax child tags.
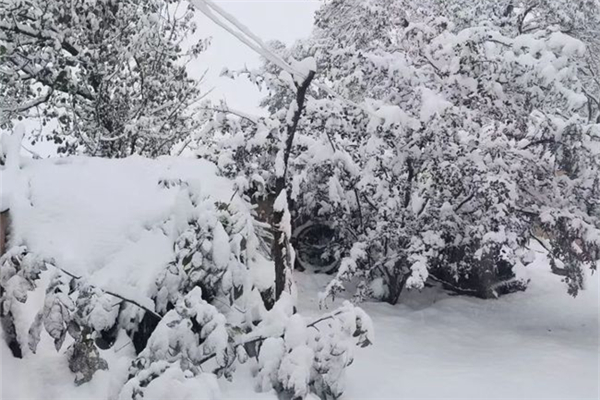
<box><xmin>368</xmin><ymin>104</ymin><xmax>418</xmax><ymax>132</ymax></box>
<box><xmin>406</xmin><ymin>255</ymin><xmax>429</xmax><ymax>289</ymax></box>
<box><xmin>283</xmin><ymin>314</ymin><xmax>308</xmax><ymax>348</ymax></box>
<box><xmin>212</xmin><ymin>221</ymin><xmax>231</xmax><ymax>269</ymax></box>
<box><xmin>420</xmin><ymin>87</ymin><xmax>452</xmax><ymax>121</ymax></box>
<box><xmin>273</xmin><ymin>190</ymin><xmax>292</xmax><ymax>239</ymax></box>
<box><xmin>256</xmin><ymin>337</ymin><xmax>285</xmax><ymax>392</ymax></box>
<box><xmin>290</xmin><ymin>57</ymin><xmax>317</xmax><ymax>84</ymax></box>
<box><xmin>137</xmin><ymin>366</ymin><xmax>220</xmax><ymax>400</ymax></box>
<box><xmin>4</xmin><ymin>156</ymin><xmax>238</xmax><ymax>302</ymax></box>
<box><xmin>278</xmin><ymin>345</ymin><xmax>314</xmax><ymax>398</ymax></box>
<box><xmin>300</xmin><ymin>248</ymin><xmax>599</xmax><ymax>399</ymax></box>
<box><xmin>547</xmin><ymin>32</ymin><xmax>586</xmax><ymax>57</ymax></box>
<box><xmin>2</xmin><ymin>245</ymin><xmax>598</xmax><ymax>399</ymax></box>
<box><xmin>0</xmin><ymin>124</ymin><xmax>24</xmax><ymax>212</ymax></box>
<box><xmin>327</xmin><ymin>176</ymin><xmax>344</xmax><ymax>205</ymax></box>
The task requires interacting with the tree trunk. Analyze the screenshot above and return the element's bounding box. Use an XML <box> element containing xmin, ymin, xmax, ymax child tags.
<box><xmin>0</xmin><ymin>310</ymin><xmax>22</xmax><ymax>358</ymax></box>
<box><xmin>1</xmin><ymin>210</ymin><xmax>9</xmax><ymax>258</ymax></box>
<box><xmin>0</xmin><ymin>210</ymin><xmax>20</xmax><ymax>357</ymax></box>
<box><xmin>272</xmin><ymin>71</ymin><xmax>315</xmax><ymax>302</ymax></box>
<box><xmin>384</xmin><ymin>264</ymin><xmax>410</xmax><ymax>305</ymax></box>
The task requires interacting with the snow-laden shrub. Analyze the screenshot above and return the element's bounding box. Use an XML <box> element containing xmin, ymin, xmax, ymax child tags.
<box><xmin>0</xmin><ymin>246</ymin><xmax>47</xmax><ymax>357</ymax></box>
<box><xmin>27</xmin><ymin>271</ymin><xmax>121</xmax><ymax>385</ymax></box>
<box><xmin>0</xmin><ymin>176</ymin><xmax>372</xmax><ymax>399</ymax></box>
<box><xmin>119</xmin><ymin>288</ymin><xmax>373</xmax><ymax>400</ymax></box>
<box><xmin>119</xmin><ymin>287</ymin><xmax>234</xmax><ymax>399</ymax></box>
<box><xmin>0</xmin><ymin>247</ymin><xmax>115</xmax><ymax>384</ymax></box>
<box><xmin>153</xmin><ymin>185</ymin><xmax>263</xmax><ymax>311</ymax></box>
<box><xmin>244</xmin><ymin>297</ymin><xmax>373</xmax><ymax>400</ymax></box>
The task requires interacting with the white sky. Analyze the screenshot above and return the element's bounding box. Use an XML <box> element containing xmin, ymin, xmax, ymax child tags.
<box><xmin>189</xmin><ymin>0</ymin><xmax>321</xmax><ymax>114</ymax></box>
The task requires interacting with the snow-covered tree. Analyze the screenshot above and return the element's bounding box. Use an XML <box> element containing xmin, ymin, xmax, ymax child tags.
<box><xmin>206</xmin><ymin>0</ymin><xmax>599</xmax><ymax>305</ymax></box>
<box><xmin>316</xmin><ymin>0</ymin><xmax>599</xmax><ymax>302</ymax></box>
<box><xmin>437</xmin><ymin>0</ymin><xmax>600</xmax><ymax>122</ymax></box>
<box><xmin>0</xmin><ymin>0</ymin><xmax>208</xmax><ymax>157</ymax></box>
<box><xmin>196</xmin><ymin>53</ymin><xmax>320</xmax><ymax>306</ymax></box>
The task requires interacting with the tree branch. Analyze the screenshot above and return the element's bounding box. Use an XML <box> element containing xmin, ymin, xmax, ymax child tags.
<box><xmin>403</xmin><ymin>158</ymin><xmax>414</xmax><ymax>209</ymax></box>
<box><xmin>522</xmin><ymin>138</ymin><xmax>563</xmax><ymax>150</ymax></box>
<box><xmin>0</xmin><ymin>88</ymin><xmax>54</xmax><ymax>114</ymax></box>
<box><xmin>0</xmin><ymin>20</ymin><xmax>80</xmax><ymax>57</ymax></box>
<box><xmin>454</xmin><ymin>192</ymin><xmax>474</xmax><ymax>213</ymax></box>
<box><xmin>46</xmin><ymin>262</ymin><xmax>162</xmax><ymax>322</ymax></box>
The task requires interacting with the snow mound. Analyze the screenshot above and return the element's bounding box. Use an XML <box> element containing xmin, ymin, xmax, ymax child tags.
<box><xmin>3</xmin><ymin>156</ymin><xmax>248</xmax><ymax>308</ymax></box>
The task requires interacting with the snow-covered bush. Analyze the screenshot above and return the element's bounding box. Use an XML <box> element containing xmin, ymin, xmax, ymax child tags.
<box><xmin>244</xmin><ymin>297</ymin><xmax>373</xmax><ymax>400</ymax></box>
<box><xmin>0</xmin><ymin>245</ymin><xmax>113</xmax><ymax>383</ymax></box>
<box><xmin>0</xmin><ymin>246</ymin><xmax>47</xmax><ymax>357</ymax></box>
<box><xmin>0</xmin><ymin>167</ymin><xmax>372</xmax><ymax>399</ymax></box>
<box><xmin>153</xmin><ymin>185</ymin><xmax>264</xmax><ymax>310</ymax></box>
<box><xmin>28</xmin><ymin>271</ymin><xmax>115</xmax><ymax>385</ymax></box>
<box><xmin>119</xmin><ymin>288</ymin><xmax>372</xmax><ymax>400</ymax></box>
<box><xmin>119</xmin><ymin>287</ymin><xmax>234</xmax><ymax>399</ymax></box>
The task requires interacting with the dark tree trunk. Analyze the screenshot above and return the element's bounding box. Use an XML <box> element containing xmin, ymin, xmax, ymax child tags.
<box><xmin>382</xmin><ymin>258</ymin><xmax>411</xmax><ymax>305</ymax></box>
<box><xmin>0</xmin><ymin>311</ymin><xmax>22</xmax><ymax>358</ymax></box>
<box><xmin>0</xmin><ymin>210</ymin><xmax>19</xmax><ymax>357</ymax></box>
<box><xmin>384</xmin><ymin>271</ymin><xmax>410</xmax><ymax>305</ymax></box>
<box><xmin>272</xmin><ymin>71</ymin><xmax>315</xmax><ymax>302</ymax></box>
<box><xmin>0</xmin><ymin>210</ymin><xmax>9</xmax><ymax>256</ymax></box>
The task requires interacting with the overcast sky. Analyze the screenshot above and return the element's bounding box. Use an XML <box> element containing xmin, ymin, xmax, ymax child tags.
<box><xmin>190</xmin><ymin>0</ymin><xmax>321</xmax><ymax>114</ymax></box>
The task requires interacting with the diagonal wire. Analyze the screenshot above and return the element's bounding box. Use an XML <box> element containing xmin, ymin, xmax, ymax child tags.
<box><xmin>189</xmin><ymin>0</ymin><xmax>382</xmax><ymax>120</ymax></box>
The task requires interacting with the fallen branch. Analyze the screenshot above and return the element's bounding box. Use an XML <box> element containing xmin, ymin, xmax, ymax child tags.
<box><xmin>428</xmin><ymin>272</ymin><xmax>479</xmax><ymax>294</ymax></box>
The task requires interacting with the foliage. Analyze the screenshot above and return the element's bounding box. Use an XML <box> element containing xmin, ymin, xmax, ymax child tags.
<box><xmin>119</xmin><ymin>287</ymin><xmax>235</xmax><ymax>399</ymax></box>
<box><xmin>0</xmin><ymin>246</ymin><xmax>47</xmax><ymax>357</ymax></box>
<box><xmin>0</xmin><ymin>0</ymin><xmax>208</xmax><ymax>157</ymax></box>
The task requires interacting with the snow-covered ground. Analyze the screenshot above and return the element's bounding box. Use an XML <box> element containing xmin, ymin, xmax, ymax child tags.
<box><xmin>1</xmin><ymin>157</ymin><xmax>598</xmax><ymax>400</ymax></box>
<box><xmin>2</xmin><ymin>263</ymin><xmax>597</xmax><ymax>400</ymax></box>
<box><xmin>298</xmin><ymin>261</ymin><xmax>599</xmax><ymax>400</ymax></box>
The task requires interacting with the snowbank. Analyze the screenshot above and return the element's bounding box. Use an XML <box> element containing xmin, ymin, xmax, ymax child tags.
<box><xmin>0</xmin><ymin>155</ymin><xmax>272</xmax><ymax>399</ymax></box>
<box><xmin>5</xmin><ymin>156</ymin><xmax>242</xmax><ymax>308</ymax></box>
